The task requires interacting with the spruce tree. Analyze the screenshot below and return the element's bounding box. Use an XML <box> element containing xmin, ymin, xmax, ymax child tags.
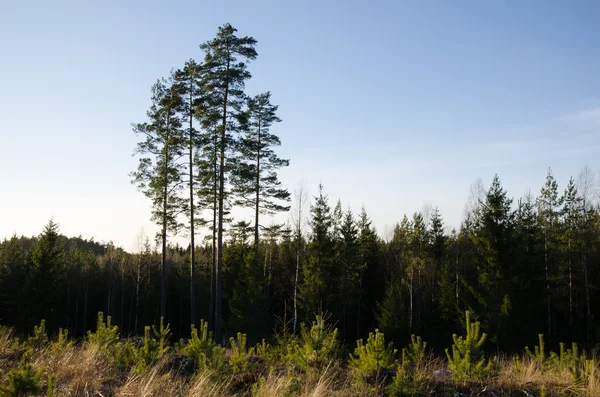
<box><xmin>468</xmin><ymin>175</ymin><xmax>516</xmax><ymax>349</ymax></box>
<box><xmin>536</xmin><ymin>168</ymin><xmax>562</xmax><ymax>342</ymax></box>
<box><xmin>560</xmin><ymin>177</ymin><xmax>582</xmax><ymax>332</ymax></box>
<box><xmin>513</xmin><ymin>192</ymin><xmax>545</xmax><ymax>344</ymax></box>
<box><xmin>26</xmin><ymin>219</ymin><xmax>66</xmax><ymax>330</ymax></box>
<box><xmin>357</xmin><ymin>207</ymin><xmax>381</xmax><ymax>337</ymax></box>
<box><xmin>338</xmin><ymin>208</ymin><xmax>359</xmax><ymax>339</ymax></box>
<box><xmin>300</xmin><ymin>184</ymin><xmax>333</xmax><ymax>316</ymax></box>
<box><xmin>200</xmin><ymin>23</ymin><xmax>257</xmax><ymax>343</ymax></box>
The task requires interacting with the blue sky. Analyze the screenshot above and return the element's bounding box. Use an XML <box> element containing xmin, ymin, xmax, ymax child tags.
<box><xmin>1</xmin><ymin>0</ymin><xmax>599</xmax><ymax>250</ymax></box>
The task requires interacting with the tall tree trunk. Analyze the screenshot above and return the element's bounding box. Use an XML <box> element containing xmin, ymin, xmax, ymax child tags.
<box><xmin>128</xmin><ymin>288</ymin><xmax>134</xmax><ymax>335</ymax></box>
<box><xmin>455</xmin><ymin>250</ymin><xmax>459</xmax><ymax>334</ymax></box>
<box><xmin>189</xmin><ymin>80</ymin><xmax>196</xmax><ymax>327</ymax></box>
<box><xmin>409</xmin><ymin>270</ymin><xmax>414</xmax><ymax>333</ymax></box>
<box><xmin>357</xmin><ymin>272</ymin><xmax>363</xmax><ymax>338</ymax></box>
<box><xmin>120</xmin><ymin>269</ymin><xmax>125</xmax><ymax>329</ymax></box>
<box><xmin>544</xmin><ymin>228</ymin><xmax>551</xmax><ymax>341</ymax></box>
<box><xmin>107</xmin><ymin>281</ymin><xmax>112</xmax><ymax>318</ymax></box>
<box><xmin>74</xmin><ymin>284</ymin><xmax>79</xmax><ymax>336</ymax></box>
<box><xmin>293</xmin><ymin>236</ymin><xmax>300</xmax><ymax>332</ymax></box>
<box><xmin>208</xmin><ymin>134</ymin><xmax>217</xmax><ymax>333</ymax></box>
<box><xmin>160</xmin><ymin>115</ymin><xmax>171</xmax><ymax>321</ymax></box>
<box><xmin>569</xmin><ymin>238</ymin><xmax>573</xmax><ymax>329</ymax></box>
<box><xmin>83</xmin><ymin>280</ymin><xmax>89</xmax><ymax>333</ymax></box>
<box><xmin>215</xmin><ymin>54</ymin><xmax>230</xmax><ymax>344</ymax></box>
<box><xmin>583</xmin><ymin>206</ymin><xmax>591</xmax><ymax>341</ymax></box>
<box><xmin>254</xmin><ymin>119</ymin><xmax>261</xmax><ymax>257</ymax></box>
<box><xmin>135</xmin><ymin>256</ymin><xmax>141</xmax><ymax>334</ymax></box>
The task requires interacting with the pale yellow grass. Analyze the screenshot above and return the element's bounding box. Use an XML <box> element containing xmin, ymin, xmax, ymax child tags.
<box><xmin>34</xmin><ymin>344</ymin><xmax>120</xmax><ymax>396</ymax></box>
<box><xmin>117</xmin><ymin>358</ymin><xmax>185</xmax><ymax>397</ymax></box>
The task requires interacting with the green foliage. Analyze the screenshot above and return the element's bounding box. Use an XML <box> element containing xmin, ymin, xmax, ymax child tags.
<box><xmin>524</xmin><ymin>336</ymin><xmax>596</xmax><ymax>384</ymax></box>
<box><xmin>349</xmin><ymin>329</ymin><xmax>397</xmax><ymax>381</ymax></box>
<box><xmin>46</xmin><ymin>373</ymin><xmax>57</xmax><ymax>397</ymax></box>
<box><xmin>113</xmin><ymin>339</ymin><xmax>139</xmax><ymax>372</ymax></box>
<box><xmin>387</xmin><ymin>335</ymin><xmax>429</xmax><ymax>397</ymax></box>
<box><xmin>86</xmin><ymin>312</ymin><xmax>119</xmax><ymax>352</ymax></box>
<box><xmin>558</xmin><ymin>342</ymin><xmax>594</xmax><ymax>384</ymax></box>
<box><xmin>0</xmin><ymin>353</ymin><xmax>45</xmax><ymax>397</ymax></box>
<box><xmin>401</xmin><ymin>335</ymin><xmax>427</xmax><ymax>375</ymax></box>
<box><xmin>134</xmin><ymin>318</ymin><xmax>171</xmax><ymax>372</ymax></box>
<box><xmin>50</xmin><ymin>328</ymin><xmax>72</xmax><ymax>352</ymax></box>
<box><xmin>182</xmin><ymin>320</ymin><xmax>224</xmax><ymax>371</ymax></box>
<box><xmin>25</xmin><ymin>320</ymin><xmax>48</xmax><ymax>350</ymax></box>
<box><xmin>524</xmin><ymin>334</ymin><xmax>546</xmax><ymax>367</ymax></box>
<box><xmin>228</xmin><ymin>333</ymin><xmax>254</xmax><ymax>373</ymax></box>
<box><xmin>445</xmin><ymin>311</ymin><xmax>495</xmax><ymax>381</ymax></box>
<box><xmin>254</xmin><ymin>339</ymin><xmax>276</xmax><ymax>364</ymax></box>
<box><xmin>290</xmin><ymin>314</ymin><xmax>339</xmax><ymax>371</ymax></box>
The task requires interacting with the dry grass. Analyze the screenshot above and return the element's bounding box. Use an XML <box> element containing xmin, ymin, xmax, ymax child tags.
<box><xmin>117</xmin><ymin>358</ymin><xmax>186</xmax><ymax>397</ymax></box>
<box><xmin>0</xmin><ymin>326</ymin><xmax>15</xmax><ymax>364</ymax></box>
<box><xmin>485</xmin><ymin>356</ymin><xmax>600</xmax><ymax>397</ymax></box>
<box><xmin>186</xmin><ymin>371</ymin><xmax>233</xmax><ymax>397</ymax></box>
<box><xmin>2</xmin><ymin>328</ymin><xmax>600</xmax><ymax>397</ymax></box>
<box><xmin>249</xmin><ymin>371</ymin><xmax>293</xmax><ymax>397</ymax></box>
<box><xmin>33</xmin><ymin>344</ymin><xmax>121</xmax><ymax>396</ymax></box>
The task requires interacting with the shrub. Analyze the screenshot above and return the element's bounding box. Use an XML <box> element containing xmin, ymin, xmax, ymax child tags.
<box><xmin>46</xmin><ymin>373</ymin><xmax>57</xmax><ymax>397</ymax></box>
<box><xmin>86</xmin><ymin>312</ymin><xmax>119</xmax><ymax>352</ymax></box>
<box><xmin>559</xmin><ymin>342</ymin><xmax>595</xmax><ymax>384</ymax></box>
<box><xmin>0</xmin><ymin>352</ymin><xmax>45</xmax><ymax>397</ymax></box>
<box><xmin>349</xmin><ymin>329</ymin><xmax>397</xmax><ymax>382</ymax></box>
<box><xmin>229</xmin><ymin>333</ymin><xmax>254</xmax><ymax>373</ymax></box>
<box><xmin>254</xmin><ymin>339</ymin><xmax>276</xmax><ymax>365</ymax></box>
<box><xmin>50</xmin><ymin>328</ymin><xmax>72</xmax><ymax>352</ymax></box>
<box><xmin>290</xmin><ymin>314</ymin><xmax>339</xmax><ymax>371</ymax></box>
<box><xmin>445</xmin><ymin>311</ymin><xmax>495</xmax><ymax>381</ymax></box>
<box><xmin>25</xmin><ymin>320</ymin><xmax>48</xmax><ymax>350</ymax></box>
<box><xmin>113</xmin><ymin>339</ymin><xmax>139</xmax><ymax>371</ymax></box>
<box><xmin>182</xmin><ymin>320</ymin><xmax>224</xmax><ymax>371</ymax></box>
<box><xmin>387</xmin><ymin>335</ymin><xmax>429</xmax><ymax>397</ymax></box>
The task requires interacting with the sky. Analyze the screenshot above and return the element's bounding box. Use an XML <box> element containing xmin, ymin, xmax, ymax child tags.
<box><xmin>1</xmin><ymin>0</ymin><xmax>600</xmax><ymax>251</ymax></box>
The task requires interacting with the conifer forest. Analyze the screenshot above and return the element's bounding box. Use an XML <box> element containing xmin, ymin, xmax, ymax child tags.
<box><xmin>2</xmin><ymin>23</ymin><xmax>600</xmax><ymax>396</ymax></box>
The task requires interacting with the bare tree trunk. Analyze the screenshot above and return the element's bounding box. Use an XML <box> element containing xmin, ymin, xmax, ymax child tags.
<box><xmin>188</xmin><ymin>77</ymin><xmax>196</xmax><ymax>328</ymax></box>
<box><xmin>292</xmin><ymin>182</ymin><xmax>307</xmax><ymax>332</ymax></box>
<box><xmin>135</xmin><ymin>256</ymin><xmax>141</xmax><ymax>334</ymax></box>
<box><xmin>293</xmin><ymin>242</ymin><xmax>300</xmax><ymax>332</ymax></box>
<box><xmin>208</xmin><ymin>135</ymin><xmax>217</xmax><ymax>333</ymax></box>
<box><xmin>544</xmin><ymin>228</ymin><xmax>551</xmax><ymax>341</ymax></box>
<box><xmin>107</xmin><ymin>281</ymin><xmax>112</xmax><ymax>318</ymax></box>
<box><xmin>569</xmin><ymin>239</ymin><xmax>573</xmax><ymax>329</ymax></box>
<box><xmin>357</xmin><ymin>271</ymin><xmax>363</xmax><ymax>338</ymax></box>
<box><xmin>455</xmin><ymin>252</ymin><xmax>459</xmax><ymax>334</ymax></box>
<box><xmin>74</xmin><ymin>285</ymin><xmax>79</xmax><ymax>336</ymax></box>
<box><xmin>128</xmin><ymin>288</ymin><xmax>134</xmax><ymax>335</ymax></box>
<box><xmin>161</xmin><ymin>186</ymin><xmax>168</xmax><ymax>321</ymax></box>
<box><xmin>83</xmin><ymin>280</ymin><xmax>89</xmax><ymax>333</ymax></box>
<box><xmin>120</xmin><ymin>268</ymin><xmax>125</xmax><ymax>328</ymax></box>
<box><xmin>214</xmin><ymin>55</ymin><xmax>230</xmax><ymax>344</ymax></box>
<box><xmin>160</xmin><ymin>116</ymin><xmax>171</xmax><ymax>321</ymax></box>
<box><xmin>254</xmin><ymin>119</ymin><xmax>261</xmax><ymax>257</ymax></box>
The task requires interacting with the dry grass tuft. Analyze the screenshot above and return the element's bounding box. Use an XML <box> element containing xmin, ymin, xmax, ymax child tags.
<box><xmin>186</xmin><ymin>370</ymin><xmax>232</xmax><ymax>397</ymax></box>
<box><xmin>34</xmin><ymin>344</ymin><xmax>120</xmax><ymax>396</ymax></box>
<box><xmin>0</xmin><ymin>326</ymin><xmax>16</xmax><ymax>364</ymax></box>
<box><xmin>117</xmin><ymin>357</ymin><xmax>186</xmax><ymax>397</ymax></box>
<box><xmin>249</xmin><ymin>371</ymin><xmax>293</xmax><ymax>397</ymax></box>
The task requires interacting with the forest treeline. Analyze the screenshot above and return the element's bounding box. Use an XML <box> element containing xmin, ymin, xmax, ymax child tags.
<box><xmin>1</xmin><ymin>167</ymin><xmax>599</xmax><ymax>355</ymax></box>
<box><xmin>1</xmin><ymin>23</ymin><xmax>599</xmax><ymax>355</ymax></box>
